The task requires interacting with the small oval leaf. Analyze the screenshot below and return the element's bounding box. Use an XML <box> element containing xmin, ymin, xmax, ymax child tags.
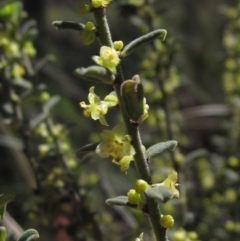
<box><xmin>106</xmin><ymin>196</ymin><xmax>137</xmax><ymax>208</ymax></box>
<box><xmin>52</xmin><ymin>21</ymin><xmax>84</xmax><ymax>31</ymax></box>
<box><xmin>146</xmin><ymin>140</ymin><xmax>177</xmax><ymax>159</ymax></box>
<box><xmin>17</xmin><ymin>229</ymin><xmax>39</xmax><ymax>241</ymax></box>
<box><xmin>121</xmin><ymin>79</ymin><xmax>144</xmax><ymax>123</ymax></box>
<box><xmin>74</xmin><ymin>66</ymin><xmax>115</xmax><ymax>84</ymax></box>
<box><xmin>145</xmin><ymin>186</ymin><xmax>174</xmax><ymax>203</ymax></box>
<box><xmin>76</xmin><ymin>142</ymin><xmax>100</xmax><ymax>160</ymax></box>
<box><xmin>120</xmin><ymin>29</ymin><xmax>167</xmax><ymax>57</ymax></box>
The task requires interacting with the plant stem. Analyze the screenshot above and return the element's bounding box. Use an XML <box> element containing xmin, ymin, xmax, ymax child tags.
<box><xmin>93</xmin><ymin>7</ymin><xmax>168</xmax><ymax>241</ymax></box>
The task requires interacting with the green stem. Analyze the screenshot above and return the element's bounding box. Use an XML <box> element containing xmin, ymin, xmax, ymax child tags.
<box><xmin>93</xmin><ymin>7</ymin><xmax>167</xmax><ymax>241</ymax></box>
<box><xmin>93</xmin><ymin>8</ymin><xmax>113</xmax><ymax>47</ymax></box>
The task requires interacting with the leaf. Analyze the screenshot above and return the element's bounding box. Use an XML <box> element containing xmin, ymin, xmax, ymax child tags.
<box><xmin>52</xmin><ymin>21</ymin><xmax>85</xmax><ymax>31</ymax></box>
<box><xmin>74</xmin><ymin>66</ymin><xmax>115</xmax><ymax>84</ymax></box>
<box><xmin>145</xmin><ymin>186</ymin><xmax>175</xmax><ymax>203</ymax></box>
<box><xmin>0</xmin><ymin>134</ymin><xmax>23</xmax><ymax>150</ymax></box>
<box><xmin>146</xmin><ymin>140</ymin><xmax>177</xmax><ymax>159</ymax></box>
<box><xmin>29</xmin><ymin>112</ymin><xmax>48</xmax><ymax>130</ymax></box>
<box><xmin>120</xmin><ymin>29</ymin><xmax>167</xmax><ymax>57</ymax></box>
<box><xmin>106</xmin><ymin>196</ymin><xmax>137</xmax><ymax>208</ymax></box>
<box><xmin>184</xmin><ymin>149</ymin><xmax>208</xmax><ymax>166</ymax></box>
<box><xmin>76</xmin><ymin>142</ymin><xmax>100</xmax><ymax>160</ymax></box>
<box><xmin>17</xmin><ymin>229</ymin><xmax>39</xmax><ymax>241</ymax></box>
<box><xmin>0</xmin><ymin>227</ymin><xmax>6</xmax><ymax>241</ymax></box>
<box><xmin>43</xmin><ymin>96</ymin><xmax>60</xmax><ymax>110</ymax></box>
<box><xmin>0</xmin><ymin>193</ymin><xmax>15</xmax><ymax>221</ymax></box>
<box><xmin>121</xmin><ymin>79</ymin><xmax>144</xmax><ymax>123</ymax></box>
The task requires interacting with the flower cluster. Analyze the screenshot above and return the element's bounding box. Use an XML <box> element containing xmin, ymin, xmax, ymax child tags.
<box><xmin>79</xmin><ymin>86</ymin><xmax>118</xmax><ymax>126</ymax></box>
<box><xmin>96</xmin><ymin>125</ymin><xmax>135</xmax><ymax>172</ymax></box>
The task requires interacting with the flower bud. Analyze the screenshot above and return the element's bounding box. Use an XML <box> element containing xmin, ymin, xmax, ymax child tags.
<box><xmin>160</xmin><ymin>215</ymin><xmax>174</xmax><ymax>229</ymax></box>
<box><xmin>113</xmin><ymin>41</ymin><xmax>124</xmax><ymax>51</ymax></box>
<box><xmin>135</xmin><ymin>179</ymin><xmax>149</xmax><ymax>193</ymax></box>
<box><xmin>127</xmin><ymin>189</ymin><xmax>141</xmax><ymax>204</ymax></box>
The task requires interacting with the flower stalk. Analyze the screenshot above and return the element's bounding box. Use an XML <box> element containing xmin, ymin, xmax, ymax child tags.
<box><xmin>93</xmin><ymin>6</ymin><xmax>168</xmax><ymax>241</ymax></box>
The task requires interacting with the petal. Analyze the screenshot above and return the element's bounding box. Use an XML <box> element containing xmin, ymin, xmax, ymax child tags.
<box><xmin>100</xmin><ymin>129</ymin><xmax>113</xmax><ymax>141</ymax></box>
<box><xmin>99</xmin><ymin>115</ymin><xmax>108</xmax><ymax>126</ymax></box>
<box><xmin>79</xmin><ymin>101</ymin><xmax>87</xmax><ymax>108</ymax></box>
<box><xmin>104</xmin><ymin>94</ymin><xmax>118</xmax><ymax>107</ymax></box>
<box><xmin>96</xmin><ymin>142</ymin><xmax>110</xmax><ymax>158</ymax></box>
<box><xmin>92</xmin><ymin>56</ymin><xmax>102</xmax><ymax>65</ymax></box>
<box><xmin>91</xmin><ymin>109</ymin><xmax>100</xmax><ymax>120</ymax></box>
<box><xmin>113</xmin><ymin>125</ymin><xmax>125</xmax><ymax>137</ymax></box>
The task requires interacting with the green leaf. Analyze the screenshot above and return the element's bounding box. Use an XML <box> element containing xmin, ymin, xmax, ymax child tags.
<box><xmin>43</xmin><ymin>96</ymin><xmax>60</xmax><ymax>110</ymax></box>
<box><xmin>106</xmin><ymin>196</ymin><xmax>137</xmax><ymax>208</ymax></box>
<box><xmin>121</xmin><ymin>79</ymin><xmax>144</xmax><ymax>123</ymax></box>
<box><xmin>79</xmin><ymin>29</ymin><xmax>95</xmax><ymax>45</ymax></box>
<box><xmin>17</xmin><ymin>229</ymin><xmax>39</xmax><ymax>241</ymax></box>
<box><xmin>0</xmin><ymin>193</ymin><xmax>15</xmax><ymax>221</ymax></box>
<box><xmin>145</xmin><ymin>186</ymin><xmax>175</xmax><ymax>203</ymax></box>
<box><xmin>74</xmin><ymin>66</ymin><xmax>115</xmax><ymax>84</ymax></box>
<box><xmin>76</xmin><ymin>142</ymin><xmax>100</xmax><ymax>160</ymax></box>
<box><xmin>0</xmin><ymin>134</ymin><xmax>23</xmax><ymax>150</ymax></box>
<box><xmin>184</xmin><ymin>149</ymin><xmax>208</xmax><ymax>166</ymax></box>
<box><xmin>0</xmin><ymin>227</ymin><xmax>6</xmax><ymax>241</ymax></box>
<box><xmin>29</xmin><ymin>112</ymin><xmax>48</xmax><ymax>130</ymax></box>
<box><xmin>146</xmin><ymin>140</ymin><xmax>177</xmax><ymax>159</ymax></box>
<box><xmin>52</xmin><ymin>21</ymin><xmax>85</xmax><ymax>31</ymax></box>
<box><xmin>120</xmin><ymin>29</ymin><xmax>167</xmax><ymax>57</ymax></box>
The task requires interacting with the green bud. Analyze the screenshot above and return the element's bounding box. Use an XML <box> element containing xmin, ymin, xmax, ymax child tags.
<box><xmin>127</xmin><ymin>189</ymin><xmax>141</xmax><ymax>204</ymax></box>
<box><xmin>113</xmin><ymin>41</ymin><xmax>124</xmax><ymax>51</ymax></box>
<box><xmin>39</xmin><ymin>92</ymin><xmax>50</xmax><ymax>102</ymax></box>
<box><xmin>187</xmin><ymin>231</ymin><xmax>198</xmax><ymax>240</ymax></box>
<box><xmin>160</xmin><ymin>215</ymin><xmax>174</xmax><ymax>229</ymax></box>
<box><xmin>135</xmin><ymin>179</ymin><xmax>149</xmax><ymax>193</ymax></box>
<box><xmin>92</xmin><ymin>0</ymin><xmax>102</xmax><ymax>8</ymax></box>
<box><xmin>79</xmin><ymin>4</ymin><xmax>92</xmax><ymax>14</ymax></box>
<box><xmin>85</xmin><ymin>22</ymin><xmax>95</xmax><ymax>31</ymax></box>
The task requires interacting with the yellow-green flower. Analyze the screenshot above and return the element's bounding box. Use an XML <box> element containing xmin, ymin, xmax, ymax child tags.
<box><xmin>96</xmin><ymin>125</ymin><xmax>135</xmax><ymax>171</ymax></box>
<box><xmin>80</xmin><ymin>86</ymin><xmax>118</xmax><ymax>126</ymax></box>
<box><xmin>156</xmin><ymin>170</ymin><xmax>179</xmax><ymax>198</ymax></box>
<box><xmin>92</xmin><ymin>46</ymin><xmax>120</xmax><ymax>73</ymax></box>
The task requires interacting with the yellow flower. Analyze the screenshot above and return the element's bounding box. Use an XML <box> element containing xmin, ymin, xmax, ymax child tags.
<box><xmin>80</xmin><ymin>86</ymin><xmax>118</xmax><ymax>126</ymax></box>
<box><xmin>157</xmin><ymin>170</ymin><xmax>179</xmax><ymax>198</ymax></box>
<box><xmin>96</xmin><ymin>125</ymin><xmax>135</xmax><ymax>171</ymax></box>
<box><xmin>92</xmin><ymin>46</ymin><xmax>120</xmax><ymax>73</ymax></box>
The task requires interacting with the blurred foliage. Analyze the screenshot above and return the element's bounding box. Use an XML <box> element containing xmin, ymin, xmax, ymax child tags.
<box><xmin>0</xmin><ymin>0</ymin><xmax>240</xmax><ymax>241</ymax></box>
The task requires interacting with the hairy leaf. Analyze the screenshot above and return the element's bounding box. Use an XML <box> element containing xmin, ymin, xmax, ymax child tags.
<box><xmin>120</xmin><ymin>29</ymin><xmax>167</xmax><ymax>57</ymax></box>
<box><xmin>17</xmin><ymin>229</ymin><xmax>39</xmax><ymax>241</ymax></box>
<box><xmin>146</xmin><ymin>140</ymin><xmax>177</xmax><ymax>159</ymax></box>
<box><xmin>145</xmin><ymin>186</ymin><xmax>174</xmax><ymax>203</ymax></box>
<box><xmin>76</xmin><ymin>142</ymin><xmax>100</xmax><ymax>160</ymax></box>
<box><xmin>106</xmin><ymin>196</ymin><xmax>137</xmax><ymax>208</ymax></box>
